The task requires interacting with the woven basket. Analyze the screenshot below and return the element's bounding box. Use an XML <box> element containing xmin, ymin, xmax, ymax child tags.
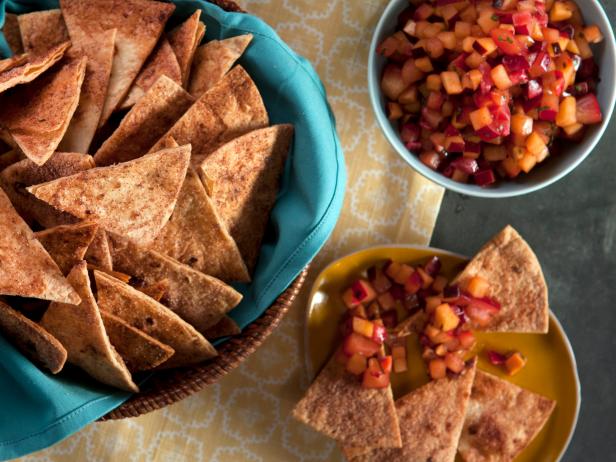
<box><xmin>100</xmin><ymin>0</ymin><xmax>308</xmax><ymax>420</ymax></box>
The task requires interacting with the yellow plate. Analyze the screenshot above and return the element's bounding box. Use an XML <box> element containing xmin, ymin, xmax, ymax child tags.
<box><xmin>305</xmin><ymin>245</ymin><xmax>580</xmax><ymax>462</ymax></box>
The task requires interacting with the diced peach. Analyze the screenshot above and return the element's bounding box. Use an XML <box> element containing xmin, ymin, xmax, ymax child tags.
<box><xmin>403</xmin><ymin>19</ymin><xmax>417</xmax><ymax>37</ymax></box>
<box><xmin>441</xmin><ymin>71</ymin><xmax>463</xmax><ymax>95</ymax></box>
<box><xmin>575</xmin><ymin>36</ymin><xmax>593</xmax><ymax>59</ymax></box>
<box><xmin>451</xmin><ymin>170</ymin><xmax>469</xmax><ymax>183</ymax></box>
<box><xmin>381</xmin><ymin>64</ymin><xmax>406</xmax><ymax>100</ymax></box>
<box><xmin>502</xmin><ymin>156</ymin><xmax>522</xmax><ymax>178</ymax></box>
<box><xmin>505</xmin><ymin>352</ymin><xmax>527</xmax><ymax>376</ymax></box>
<box><xmin>346</xmin><ymin>353</ymin><xmax>368</xmax><ymax>375</ymax></box>
<box><xmin>465</xmin><ymin>52</ymin><xmax>484</xmax><ymax>69</ymax></box>
<box><xmin>343</xmin><ymin>333</ymin><xmax>380</xmax><ymax>357</ymax></box>
<box><xmin>444</xmin><ymin>352</ymin><xmax>465</xmax><ymax>373</ymax></box>
<box><xmin>429</xmin><ymin>358</ymin><xmax>447</xmax><ymax>379</ymax></box>
<box><xmin>362</xmin><ymin>358</ymin><xmax>390</xmax><ymax>388</ymax></box>
<box><xmin>415</xmin><ymin>56</ymin><xmax>434</xmax><ymax>73</ymax></box>
<box><xmin>350</xmin><ymin>304</ymin><xmax>368</xmax><ymax>319</ymax></box>
<box><xmin>405</xmin><ymin>270</ymin><xmax>423</xmax><ymax>294</ymax></box>
<box><xmin>470</xmin><ymin>107</ymin><xmax>493</xmax><ymax>130</ymax></box>
<box><xmin>583</xmin><ymin>24</ymin><xmax>604</xmax><ymax>44</ymax></box>
<box><xmin>434</xmin><ymin>303</ymin><xmax>460</xmax><ymax>332</ymax></box>
<box><xmin>426</xmin><ymin>74</ymin><xmax>442</xmax><ymax>91</ymax></box>
<box><xmin>556</xmin><ymin>96</ymin><xmax>577</xmax><ymax>127</ymax></box>
<box><xmin>563</xmin><ymin>122</ymin><xmax>584</xmax><ymax>137</ymax></box>
<box><xmin>462</xmin><ymin>36</ymin><xmax>475</xmax><ymax>53</ymax></box>
<box><xmin>437</xmin><ymin>31</ymin><xmax>457</xmax><ymax>50</ymax></box>
<box><xmin>342</xmin><ymin>288</ymin><xmax>361</xmax><ymax>309</ymax></box>
<box><xmin>483</xmin><ymin>145</ymin><xmax>507</xmax><ymax>162</ymax></box>
<box><xmin>526</xmin><ymin>132</ymin><xmax>547</xmax><ymax>156</ymax></box>
<box><xmin>387</xmin><ymin>102</ymin><xmax>403</xmax><ymax>121</ymax></box>
<box><xmin>442</xmin><ymin>101</ymin><xmax>454</xmax><ymax>117</ymax></box>
<box><xmin>435</xmin><ymin>344</ymin><xmax>448</xmax><ymax>356</ymax></box>
<box><xmin>511</xmin><ymin>113</ymin><xmax>533</xmax><ymax>136</ymax></box>
<box><xmin>457</xmin><ymin>330</ymin><xmax>476</xmax><ymax>349</ymax></box>
<box><xmin>425</xmin><ymin>324</ymin><xmax>442</xmax><ymax>343</ymax></box>
<box><xmin>402</xmin><ymin>59</ymin><xmax>425</xmax><ymax>85</ymax></box>
<box><xmin>542</xmin><ymin>27</ymin><xmax>561</xmax><ymax>44</ymax></box>
<box><xmin>377</xmin><ymin>292</ymin><xmax>395</xmax><ymax>311</ymax></box>
<box><xmin>426</xmin><ymin>295</ymin><xmax>443</xmax><ymax>314</ymax></box>
<box><xmin>477</xmin><ymin>9</ymin><xmax>499</xmax><ymax>34</ymax></box>
<box><xmin>416</xmin><ymin>267</ymin><xmax>434</xmax><ymax>289</ymax></box>
<box><xmin>535</xmin><ymin>145</ymin><xmax>549</xmax><ymax>163</ymax></box>
<box><xmin>398</xmin><ymin>86</ymin><xmax>419</xmax><ymax>104</ymax></box>
<box><xmin>424</xmin><ymin>38</ymin><xmax>445</xmax><ymax>58</ymax></box>
<box><xmin>352</xmin><ymin>316</ymin><xmax>374</xmax><ymax>338</ymax></box>
<box><xmin>455</xmin><ymin>21</ymin><xmax>472</xmax><ymax>38</ymax></box>
<box><xmin>392</xmin><ymin>345</ymin><xmax>407</xmax><ymax>373</ymax></box>
<box><xmin>518</xmin><ymin>152</ymin><xmax>537</xmax><ymax>173</ymax></box>
<box><xmin>475</xmin><ymin>37</ymin><xmax>498</xmax><ymax>55</ymax></box>
<box><xmin>566</xmin><ymin>39</ymin><xmax>581</xmax><ymax>55</ymax></box>
<box><xmin>550</xmin><ymin>1</ymin><xmax>573</xmax><ymax>22</ymax></box>
<box><xmin>491</xmin><ymin>64</ymin><xmax>513</xmax><ymax>90</ymax></box>
<box><xmin>387</xmin><ymin>262</ymin><xmax>413</xmax><ymax>285</ymax></box>
<box><xmin>432</xmin><ymin>275</ymin><xmax>448</xmax><ymax>293</ymax></box>
<box><xmin>465</xmin><ymin>276</ymin><xmax>490</xmax><ymax>298</ymax></box>
<box><xmin>464</xmin><ymin>69</ymin><xmax>483</xmax><ymax>91</ymax></box>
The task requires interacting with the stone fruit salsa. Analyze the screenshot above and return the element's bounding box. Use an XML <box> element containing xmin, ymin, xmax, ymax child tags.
<box><xmin>377</xmin><ymin>0</ymin><xmax>605</xmax><ymax>186</ymax></box>
<box><xmin>337</xmin><ymin>255</ymin><xmax>521</xmax><ymax>387</ymax></box>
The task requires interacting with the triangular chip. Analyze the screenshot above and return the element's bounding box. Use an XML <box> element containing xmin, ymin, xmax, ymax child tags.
<box><xmin>0</xmin><ymin>56</ymin><xmax>87</xmax><ymax>165</ymax></box>
<box><xmin>40</xmin><ymin>262</ymin><xmax>137</xmax><ymax>391</ymax></box>
<box><xmin>167</xmin><ymin>10</ymin><xmax>202</xmax><ymax>87</ymax></box>
<box><xmin>150</xmin><ymin>167</ymin><xmax>250</xmax><ymax>282</ymax></box>
<box><xmin>458</xmin><ymin>370</ymin><xmax>556</xmax><ymax>462</ymax></box>
<box><xmin>100</xmin><ymin>310</ymin><xmax>174</xmax><ymax>372</ymax></box>
<box><xmin>344</xmin><ymin>360</ymin><xmax>477</xmax><ymax>462</ymax></box>
<box><xmin>59</xmin><ymin>29</ymin><xmax>117</xmax><ymax>153</ymax></box>
<box><xmin>60</xmin><ymin>0</ymin><xmax>175</xmax><ymax>126</ymax></box>
<box><xmin>94</xmin><ymin>76</ymin><xmax>194</xmax><ymax>166</ymax></box>
<box><xmin>0</xmin><ymin>152</ymin><xmax>95</xmax><ymax>228</ymax></box>
<box><xmin>0</xmin><ymin>41</ymin><xmax>69</xmax><ymax>95</ymax></box>
<box><xmin>203</xmin><ymin>316</ymin><xmax>240</xmax><ymax>340</ymax></box>
<box><xmin>0</xmin><ymin>54</ymin><xmax>28</xmax><ymax>74</ymax></box>
<box><xmin>0</xmin><ymin>150</ymin><xmax>21</xmax><ymax>171</ymax></box>
<box><xmin>17</xmin><ymin>9</ymin><xmax>69</xmax><ymax>54</ymax></box>
<box><xmin>150</xmin><ymin>65</ymin><xmax>269</xmax><ymax>165</ymax></box>
<box><xmin>94</xmin><ymin>270</ymin><xmax>217</xmax><ymax>368</ymax></box>
<box><xmin>199</xmin><ymin>125</ymin><xmax>293</xmax><ymax>272</ymax></box>
<box><xmin>107</xmin><ymin>232</ymin><xmax>242</xmax><ymax>333</ymax></box>
<box><xmin>0</xmin><ymin>188</ymin><xmax>79</xmax><ymax>304</ymax></box>
<box><xmin>35</xmin><ymin>222</ymin><xmax>98</xmax><ymax>275</ymax></box>
<box><xmin>2</xmin><ymin>13</ymin><xmax>24</xmax><ymax>54</ymax></box>
<box><xmin>28</xmin><ymin>145</ymin><xmax>191</xmax><ymax>244</ymax></box>
<box><xmin>452</xmin><ymin>226</ymin><xmax>549</xmax><ymax>333</ymax></box>
<box><xmin>0</xmin><ymin>301</ymin><xmax>67</xmax><ymax>374</ymax></box>
<box><xmin>119</xmin><ymin>38</ymin><xmax>182</xmax><ymax>110</ymax></box>
<box><xmin>85</xmin><ymin>229</ymin><xmax>113</xmax><ymax>270</ymax></box>
<box><xmin>293</xmin><ymin>354</ymin><xmax>402</xmax><ymax>449</ymax></box>
<box><xmin>132</xmin><ymin>278</ymin><xmax>169</xmax><ymax>302</ymax></box>
<box><xmin>189</xmin><ymin>34</ymin><xmax>253</xmax><ymax>98</ymax></box>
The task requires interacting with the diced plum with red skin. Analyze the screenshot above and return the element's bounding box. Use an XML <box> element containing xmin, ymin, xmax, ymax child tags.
<box><xmin>372</xmin><ymin>323</ymin><xmax>388</xmax><ymax>345</ymax></box>
<box><xmin>353</xmin><ymin>316</ymin><xmax>375</xmax><ymax>338</ymax></box>
<box><xmin>343</xmin><ymin>332</ymin><xmax>381</xmax><ymax>357</ymax></box>
<box><xmin>512</xmin><ymin>11</ymin><xmax>533</xmax><ymax>35</ymax></box>
<box><xmin>451</xmin><ymin>157</ymin><xmax>479</xmax><ymax>174</ymax></box>
<box><xmin>403</xmin><ymin>292</ymin><xmax>420</xmax><ymax>312</ymax></box>
<box><xmin>527</xmin><ymin>79</ymin><xmax>543</xmax><ymax>99</ymax></box>
<box><xmin>465</xmin><ymin>297</ymin><xmax>501</xmax><ymax>327</ymax></box>
<box><xmin>402</xmin><ymin>59</ymin><xmax>425</xmax><ymax>85</ymax></box>
<box><xmin>476</xmin><ymin>125</ymin><xmax>501</xmax><ymax>142</ymax></box>
<box><xmin>368</xmin><ymin>265</ymin><xmax>393</xmax><ymax>293</ymax></box>
<box><xmin>362</xmin><ymin>358</ymin><xmax>390</xmax><ymax>389</ymax></box>
<box><xmin>381</xmin><ymin>64</ymin><xmax>406</xmax><ymax>100</ymax></box>
<box><xmin>502</xmin><ymin>55</ymin><xmax>530</xmax><ymax>73</ymax></box>
<box><xmin>543</xmin><ymin>71</ymin><xmax>565</xmax><ymax>96</ymax></box>
<box><xmin>576</xmin><ymin>93</ymin><xmax>602</xmax><ymax>124</ymax></box>
<box><xmin>381</xmin><ymin>309</ymin><xmax>398</xmax><ymax>329</ymax></box>
<box><xmin>400</xmin><ymin>123</ymin><xmax>421</xmax><ymax>144</ymax></box>
<box><xmin>420</xmin><ymin>151</ymin><xmax>441</xmax><ymax>169</ymax></box>
<box><xmin>539</xmin><ymin>93</ymin><xmax>560</xmax><ymax>122</ymax></box>
<box><xmin>457</xmin><ymin>330</ymin><xmax>476</xmax><ymax>349</ymax></box>
<box><xmin>422</xmin><ymin>107</ymin><xmax>445</xmax><ymax>129</ymax></box>
<box><xmin>474</xmin><ymin>169</ymin><xmax>496</xmax><ymax>186</ymax></box>
<box><xmin>423</xmin><ymin>256</ymin><xmax>442</xmax><ymax>277</ymax></box>
<box><xmin>379</xmin><ymin>355</ymin><xmax>393</xmax><ymax>374</ymax></box>
<box><xmin>567</xmin><ymin>82</ymin><xmax>589</xmax><ymax>97</ymax></box>
<box><xmin>487</xmin><ymin>350</ymin><xmax>508</xmax><ymax>365</ymax></box>
<box><xmin>407</xmin><ymin>141</ymin><xmax>423</xmax><ymax>152</ymax></box>
<box><xmin>450</xmin><ymin>53</ymin><xmax>469</xmax><ymax>73</ymax></box>
<box><xmin>342</xmin><ymin>288</ymin><xmax>361</xmax><ymax>309</ymax></box>
<box><xmin>350</xmin><ymin>279</ymin><xmax>377</xmax><ymax>305</ymax></box>
<box><xmin>577</xmin><ymin>58</ymin><xmax>599</xmax><ymax>81</ymax></box>
<box><xmin>444</xmin><ymin>352</ymin><xmax>465</xmax><ymax>373</ymax></box>
<box><xmin>529</xmin><ymin>51</ymin><xmax>551</xmax><ymax>78</ymax></box>
<box><xmin>405</xmin><ymin>270</ymin><xmax>423</xmax><ymax>294</ymax></box>
<box><xmin>377</xmin><ymin>36</ymin><xmax>400</xmax><ymax>58</ymax></box>
<box><xmin>490</xmin><ymin>28</ymin><xmax>524</xmax><ymax>55</ymax></box>
<box><xmin>413</xmin><ymin>3</ymin><xmax>433</xmax><ymax>21</ymax></box>
<box><xmin>427</xmin><ymin>91</ymin><xmax>445</xmax><ymax>110</ymax></box>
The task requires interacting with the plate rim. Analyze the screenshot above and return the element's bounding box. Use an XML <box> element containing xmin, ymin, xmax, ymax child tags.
<box><xmin>303</xmin><ymin>244</ymin><xmax>581</xmax><ymax>462</ymax></box>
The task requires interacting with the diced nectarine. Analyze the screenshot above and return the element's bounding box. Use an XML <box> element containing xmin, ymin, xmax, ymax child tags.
<box><xmin>470</xmin><ymin>107</ymin><xmax>493</xmax><ymax>130</ymax></box>
<box><xmin>437</xmin><ymin>31</ymin><xmax>457</xmax><ymax>50</ymax></box>
<box><xmin>550</xmin><ymin>1</ymin><xmax>573</xmax><ymax>22</ymax></box>
<box><xmin>518</xmin><ymin>152</ymin><xmax>537</xmax><ymax>173</ymax></box>
<box><xmin>441</xmin><ymin>71</ymin><xmax>463</xmax><ymax>95</ymax></box>
<box><xmin>583</xmin><ymin>24</ymin><xmax>604</xmax><ymax>44</ymax></box>
<box><xmin>465</xmin><ymin>276</ymin><xmax>490</xmax><ymax>298</ymax></box>
<box><xmin>387</xmin><ymin>102</ymin><xmax>403</xmax><ymax>121</ymax></box>
<box><xmin>434</xmin><ymin>303</ymin><xmax>460</xmax><ymax>332</ymax></box>
<box><xmin>505</xmin><ymin>352</ymin><xmax>527</xmax><ymax>376</ymax></box>
<box><xmin>491</xmin><ymin>64</ymin><xmax>513</xmax><ymax>90</ymax></box>
<box><xmin>563</xmin><ymin>122</ymin><xmax>584</xmax><ymax>137</ymax></box>
<box><xmin>511</xmin><ymin>113</ymin><xmax>533</xmax><ymax>136</ymax></box>
<box><xmin>415</xmin><ymin>56</ymin><xmax>434</xmax><ymax>73</ymax></box>
<box><xmin>502</xmin><ymin>156</ymin><xmax>522</xmax><ymax>178</ymax></box>
<box><xmin>429</xmin><ymin>358</ymin><xmax>447</xmax><ymax>379</ymax></box>
<box><xmin>455</xmin><ymin>21</ymin><xmax>472</xmax><ymax>38</ymax></box>
<box><xmin>526</xmin><ymin>132</ymin><xmax>547</xmax><ymax>156</ymax></box>
<box><xmin>556</xmin><ymin>96</ymin><xmax>577</xmax><ymax>127</ymax></box>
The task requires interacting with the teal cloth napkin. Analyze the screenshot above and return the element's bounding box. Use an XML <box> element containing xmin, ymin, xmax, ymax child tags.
<box><xmin>0</xmin><ymin>1</ymin><xmax>346</xmax><ymax>459</ymax></box>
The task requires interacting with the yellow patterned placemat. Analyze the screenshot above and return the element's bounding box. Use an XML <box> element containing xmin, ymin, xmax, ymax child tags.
<box><xmin>18</xmin><ymin>1</ymin><xmax>443</xmax><ymax>460</ymax></box>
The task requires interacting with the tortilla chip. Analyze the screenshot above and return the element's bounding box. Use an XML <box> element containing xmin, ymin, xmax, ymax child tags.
<box><xmin>0</xmin><ymin>150</ymin><xmax>22</xmax><ymax>171</ymax></box>
<box><xmin>0</xmin><ymin>152</ymin><xmax>95</xmax><ymax>228</ymax></box>
<box><xmin>292</xmin><ymin>354</ymin><xmax>402</xmax><ymax>449</ymax></box>
<box><xmin>0</xmin><ymin>54</ymin><xmax>28</xmax><ymax>74</ymax></box>
<box><xmin>35</xmin><ymin>222</ymin><xmax>98</xmax><ymax>275</ymax></box>
<box><xmin>167</xmin><ymin>10</ymin><xmax>202</xmax><ymax>87</ymax></box>
<box><xmin>150</xmin><ymin>167</ymin><xmax>250</xmax><ymax>282</ymax></box>
<box><xmin>107</xmin><ymin>232</ymin><xmax>242</xmax><ymax>333</ymax></box>
<box><xmin>452</xmin><ymin>226</ymin><xmax>549</xmax><ymax>333</ymax></box>
<box><xmin>458</xmin><ymin>371</ymin><xmax>556</xmax><ymax>462</ymax></box>
<box><xmin>17</xmin><ymin>9</ymin><xmax>69</xmax><ymax>54</ymax></box>
<box><xmin>199</xmin><ymin>125</ymin><xmax>293</xmax><ymax>272</ymax></box>
<box><xmin>94</xmin><ymin>76</ymin><xmax>194</xmax><ymax>166</ymax></box>
<box><xmin>60</xmin><ymin>0</ymin><xmax>175</xmax><ymax>127</ymax></box>
<box><xmin>345</xmin><ymin>359</ymin><xmax>477</xmax><ymax>462</ymax></box>
<box><xmin>0</xmin><ymin>40</ymin><xmax>69</xmax><ymax>94</ymax></box>
<box><xmin>94</xmin><ymin>270</ymin><xmax>217</xmax><ymax>368</ymax></box>
<box><xmin>2</xmin><ymin>13</ymin><xmax>24</xmax><ymax>54</ymax></box>
<box><xmin>28</xmin><ymin>145</ymin><xmax>191</xmax><ymax>245</ymax></box>
<box><xmin>59</xmin><ymin>29</ymin><xmax>117</xmax><ymax>154</ymax></box>
<box><xmin>100</xmin><ymin>310</ymin><xmax>174</xmax><ymax>372</ymax></box>
<box><xmin>85</xmin><ymin>229</ymin><xmax>113</xmax><ymax>270</ymax></box>
<box><xmin>0</xmin><ymin>300</ymin><xmax>67</xmax><ymax>374</ymax></box>
<box><xmin>132</xmin><ymin>279</ymin><xmax>169</xmax><ymax>302</ymax></box>
<box><xmin>0</xmin><ymin>56</ymin><xmax>87</xmax><ymax>165</ymax></box>
<box><xmin>40</xmin><ymin>262</ymin><xmax>138</xmax><ymax>391</ymax></box>
<box><xmin>203</xmin><ymin>316</ymin><xmax>240</xmax><ymax>339</ymax></box>
<box><xmin>189</xmin><ymin>34</ymin><xmax>253</xmax><ymax>98</ymax></box>
<box><xmin>0</xmin><ymin>188</ymin><xmax>79</xmax><ymax>304</ymax></box>
<box><xmin>120</xmin><ymin>38</ymin><xmax>182</xmax><ymax>110</ymax></box>
<box><xmin>150</xmin><ymin>65</ymin><xmax>269</xmax><ymax>165</ymax></box>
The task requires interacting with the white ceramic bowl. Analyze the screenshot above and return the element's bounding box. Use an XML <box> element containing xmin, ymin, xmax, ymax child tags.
<box><xmin>368</xmin><ymin>0</ymin><xmax>616</xmax><ymax>198</ymax></box>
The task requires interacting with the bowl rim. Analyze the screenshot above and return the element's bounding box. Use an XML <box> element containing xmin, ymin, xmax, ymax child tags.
<box><xmin>303</xmin><ymin>243</ymin><xmax>582</xmax><ymax>462</ymax></box>
<box><xmin>367</xmin><ymin>0</ymin><xmax>616</xmax><ymax>198</ymax></box>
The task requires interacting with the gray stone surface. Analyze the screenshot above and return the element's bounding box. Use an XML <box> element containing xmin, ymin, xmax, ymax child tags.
<box><xmin>431</xmin><ymin>21</ymin><xmax>616</xmax><ymax>459</ymax></box>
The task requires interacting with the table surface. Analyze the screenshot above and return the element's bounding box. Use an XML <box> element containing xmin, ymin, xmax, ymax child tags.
<box><xmin>432</xmin><ymin>4</ymin><xmax>616</xmax><ymax>460</ymax></box>
<box><xmin>14</xmin><ymin>0</ymin><xmax>616</xmax><ymax>460</ymax></box>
